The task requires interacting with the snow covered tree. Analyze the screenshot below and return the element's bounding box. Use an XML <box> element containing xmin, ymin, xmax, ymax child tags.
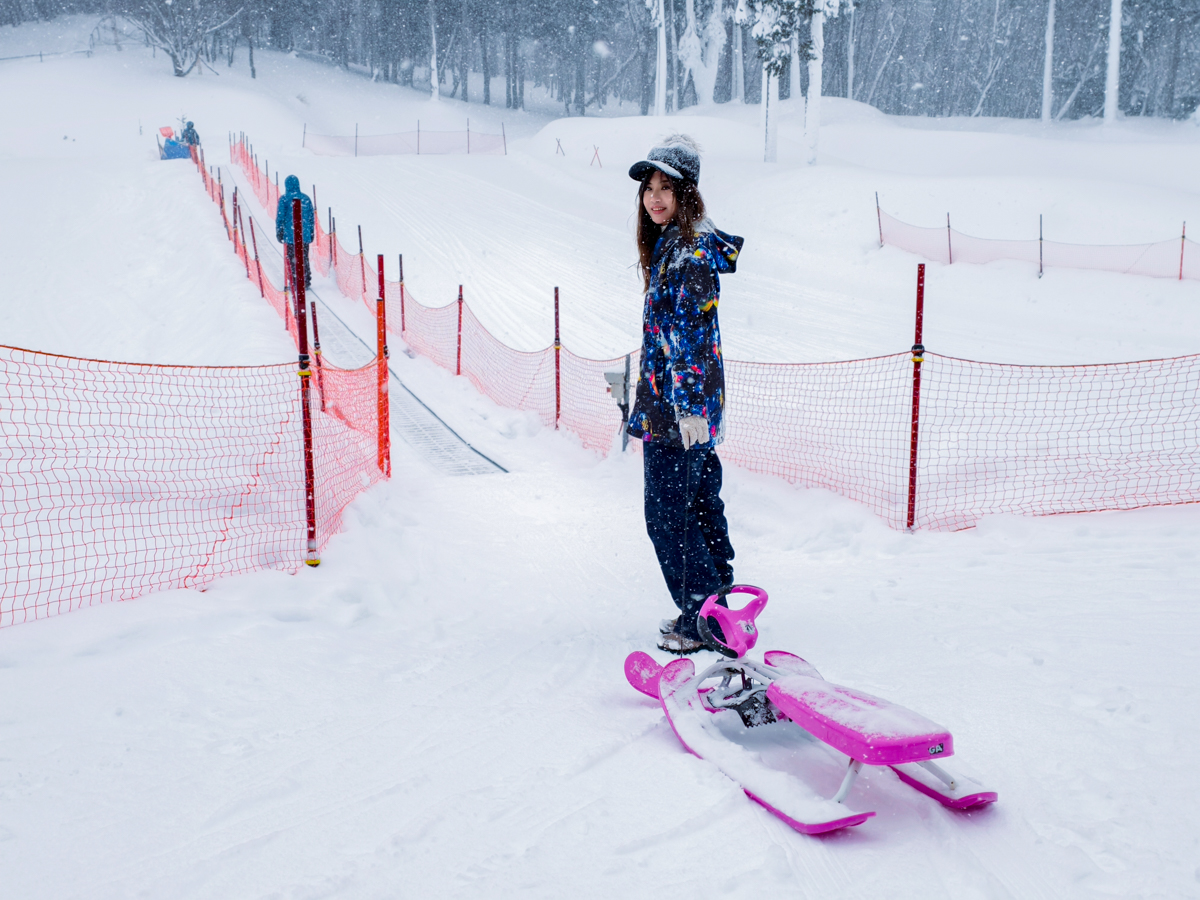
<box><xmin>745</xmin><ymin>0</ymin><xmax>804</xmax><ymax>160</ymax></box>
<box><xmin>730</xmin><ymin>0</ymin><xmax>747</xmax><ymax>102</ymax></box>
<box><xmin>1042</xmin><ymin>0</ymin><xmax>1056</xmax><ymax>122</ymax></box>
<box><xmin>62</xmin><ymin>0</ymin><xmax>1194</xmax><ymax>122</ymax></box>
<box><xmin>649</xmin><ymin>0</ymin><xmax>667</xmax><ymax>114</ymax></box>
<box><xmin>429</xmin><ymin>0</ymin><xmax>439</xmax><ymax>100</ymax></box>
<box><xmin>121</xmin><ymin>0</ymin><xmax>242</xmax><ymax>77</ymax></box>
<box><xmin>804</xmin><ymin>1</ymin><xmax>848</xmax><ymax>163</ymax></box>
<box><xmin>673</xmin><ymin>0</ymin><xmax>726</xmax><ymax>106</ymax></box>
<box><xmin>1104</xmin><ymin>0</ymin><xmax>1123</xmax><ymax>123</ymax></box>
<box><xmin>744</xmin><ymin>1</ymin><xmax>844</xmax><ymax>163</ymax></box>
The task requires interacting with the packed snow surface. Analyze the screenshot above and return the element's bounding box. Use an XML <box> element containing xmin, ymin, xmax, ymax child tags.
<box><xmin>2</xmin><ymin>17</ymin><xmax>1200</xmax><ymax>899</ymax></box>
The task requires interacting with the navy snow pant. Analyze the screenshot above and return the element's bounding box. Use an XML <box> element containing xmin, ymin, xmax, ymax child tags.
<box><xmin>643</xmin><ymin>442</ymin><xmax>735</xmax><ymax>639</ymax></box>
<box><xmin>285</xmin><ymin>242</ymin><xmax>312</xmax><ymax>289</ymax></box>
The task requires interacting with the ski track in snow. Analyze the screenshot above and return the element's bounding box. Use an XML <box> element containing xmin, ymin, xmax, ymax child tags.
<box><xmin>2</xmin><ymin>17</ymin><xmax>1200</xmax><ymax>899</ymax></box>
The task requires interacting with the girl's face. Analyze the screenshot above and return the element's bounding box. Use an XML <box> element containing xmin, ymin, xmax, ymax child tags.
<box><xmin>642</xmin><ymin>170</ymin><xmax>677</xmax><ymax>226</ymax></box>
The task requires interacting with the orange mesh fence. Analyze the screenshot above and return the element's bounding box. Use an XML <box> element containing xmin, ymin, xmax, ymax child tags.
<box><xmin>0</xmin><ymin>346</ymin><xmax>303</xmax><ymax>627</ymax></box>
<box><xmin>0</xmin><ymin>137</ymin><xmax>390</xmax><ymax>629</ymax></box>
<box><xmin>230</xmin><ymin>136</ymin><xmax>1200</xmax><ymax>531</ymax></box>
<box><xmin>308</xmin><ymin>360</ymin><xmax>387</xmax><ymax>541</ymax></box>
<box><xmin>385</xmin><ymin>280</ymin><xmax>459</xmax><ymax>372</ymax></box>
<box><xmin>458</xmin><ymin>302</ymin><xmax>557</xmax><ymax>429</ymax></box>
<box><xmin>212</xmin><ymin>142</ymin><xmax>387</xmax><ymax>515</ymax></box>
<box><xmin>0</xmin><ymin>344</ymin><xmax>384</xmax><ymax>627</ymax></box>
<box><xmin>558</xmin><ymin>350</ymin><xmax>639</xmax><ymax>454</ymax></box>
<box><xmin>912</xmin><ymin>352</ymin><xmax>1200</xmax><ymax>531</ymax></box>
<box><xmin>721</xmin><ymin>354</ymin><xmax>914</xmax><ymax>528</ymax></box>
<box><xmin>879</xmin><ymin>207</ymin><xmax>1199</xmax><ymax>280</ymax></box>
<box><xmin>232</xmin><ymin>139</ymin><xmax>281</xmax><ymax>218</ymax></box>
<box><xmin>304</xmin><ymin>126</ymin><xmax>506</xmax><ymax>157</ymax></box>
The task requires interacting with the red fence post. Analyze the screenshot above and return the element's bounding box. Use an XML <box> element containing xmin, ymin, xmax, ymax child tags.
<box><xmin>398</xmin><ymin>254</ymin><xmax>406</xmax><ymax>333</ymax></box>
<box><xmin>1181</xmin><ymin>222</ymin><xmax>1187</xmax><ymax>281</ymax></box>
<box><xmin>875</xmin><ymin>191</ymin><xmax>883</xmax><ymax>248</ymax></box>
<box><xmin>291</xmin><ymin>199</ymin><xmax>320</xmax><ymax>566</ymax></box>
<box><xmin>456</xmin><ymin>285</ymin><xmax>464</xmax><ymax>376</ymax></box>
<box><xmin>248</xmin><ymin>219</ymin><xmax>266</xmax><ymax>300</ymax></box>
<box><xmin>376</xmin><ymin>253</ymin><xmax>391</xmax><ymax>478</ymax></box>
<box><xmin>907</xmin><ymin>263</ymin><xmax>926</xmax><ymax>532</ymax></box>
<box><xmin>358</xmin><ymin>225</ymin><xmax>368</xmax><ymax>303</ymax></box>
<box><xmin>554</xmin><ymin>286</ymin><xmax>561</xmax><ymax>430</ymax></box>
<box><xmin>237</xmin><ymin>203</ymin><xmax>251</xmax><ymax>280</ymax></box>
<box><xmin>309</xmin><ymin>292</ymin><xmax>326</xmax><ymax>414</ymax></box>
<box><xmin>218</xmin><ymin>179</ymin><xmax>230</xmax><ymax>239</ymax></box>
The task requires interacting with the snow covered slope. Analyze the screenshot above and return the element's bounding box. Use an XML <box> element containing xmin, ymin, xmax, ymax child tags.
<box><xmin>2</xmin><ymin>18</ymin><xmax>1199</xmax><ymax>899</ymax></box>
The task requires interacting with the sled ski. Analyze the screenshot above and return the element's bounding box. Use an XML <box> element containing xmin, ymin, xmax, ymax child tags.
<box><xmin>625</xmin><ymin>586</ymin><xmax>997</xmax><ymax>836</ymax></box>
<box><xmin>656</xmin><ymin>656</ymin><xmax>876</xmax><ymax>834</ymax></box>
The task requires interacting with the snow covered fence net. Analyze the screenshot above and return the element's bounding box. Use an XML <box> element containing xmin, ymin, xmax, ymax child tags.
<box><xmin>208</xmin><ymin>144</ymin><xmax>391</xmax><ymax>529</ymax></box>
<box><xmin>720</xmin><ymin>354</ymin><xmax>914</xmax><ymax>528</ymax></box>
<box><xmin>231</xmin><ymin>140</ymin><xmax>280</xmax><ymax>219</ymax></box>
<box><xmin>720</xmin><ymin>351</ymin><xmax>1200</xmax><ymax>530</ymax></box>
<box><xmin>0</xmin><ymin>138</ymin><xmax>392</xmax><ymax>629</ymax></box>
<box><xmin>230</xmin><ymin>138</ymin><xmax>1200</xmax><ymax>530</ymax></box>
<box><xmin>378</xmin><ymin>280</ymin><xmax>629</xmax><ymax>453</ymax></box>
<box><xmin>912</xmin><ymin>352</ymin><xmax>1200</xmax><ymax>531</ymax></box>
<box><xmin>304</xmin><ymin>125</ymin><xmax>505</xmax><ymax>157</ymax></box>
<box><xmin>0</xmin><ymin>346</ymin><xmax>369</xmax><ymax>627</ymax></box>
<box><xmin>379</xmin><ymin>280</ymin><xmax>1200</xmax><ymax>530</ymax></box>
<box><xmin>879</xmin><ymin>208</ymin><xmax>1199</xmax><ymax>280</ymax></box>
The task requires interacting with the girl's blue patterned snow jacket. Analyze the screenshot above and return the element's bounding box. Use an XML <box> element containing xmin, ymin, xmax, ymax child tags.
<box><xmin>627</xmin><ymin>220</ymin><xmax>743</xmax><ymax>449</ymax></box>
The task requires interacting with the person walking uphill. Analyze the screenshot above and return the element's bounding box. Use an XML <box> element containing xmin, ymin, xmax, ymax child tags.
<box><xmin>276</xmin><ymin>175</ymin><xmax>315</xmax><ymax>290</ymax></box>
<box><xmin>627</xmin><ymin>135</ymin><xmax>744</xmax><ymax>656</ymax></box>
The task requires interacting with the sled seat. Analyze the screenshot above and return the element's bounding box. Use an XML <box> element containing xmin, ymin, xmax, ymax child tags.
<box><xmin>767</xmin><ymin>675</ymin><xmax>954</xmax><ymax>766</ymax></box>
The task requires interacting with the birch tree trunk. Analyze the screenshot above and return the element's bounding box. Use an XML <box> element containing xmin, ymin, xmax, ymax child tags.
<box><xmin>430</xmin><ymin>0</ymin><xmax>439</xmax><ymax>101</ymax></box>
<box><xmin>731</xmin><ymin>17</ymin><xmax>743</xmax><ymax>102</ymax></box>
<box><xmin>691</xmin><ymin>0</ymin><xmax>724</xmax><ymax>106</ymax></box>
<box><xmin>846</xmin><ymin>3</ymin><xmax>855</xmax><ymax>101</ymax></box>
<box><xmin>679</xmin><ymin>0</ymin><xmax>699</xmax><ymax>106</ymax></box>
<box><xmin>1104</xmin><ymin>0</ymin><xmax>1121</xmax><ymax>123</ymax></box>
<box><xmin>762</xmin><ymin>67</ymin><xmax>779</xmax><ymax>162</ymax></box>
<box><xmin>666</xmin><ymin>0</ymin><xmax>676</xmax><ymax>111</ymax></box>
<box><xmin>805</xmin><ymin>10</ymin><xmax>824</xmax><ymax>164</ymax></box>
<box><xmin>655</xmin><ymin>0</ymin><xmax>667</xmax><ymax>115</ymax></box>
<box><xmin>790</xmin><ymin>30</ymin><xmax>801</xmax><ymax>103</ymax></box>
<box><xmin>1041</xmin><ymin>0</ymin><xmax>1055</xmax><ymax>122</ymax></box>
<box><xmin>482</xmin><ymin>29</ymin><xmax>490</xmax><ymax>104</ymax></box>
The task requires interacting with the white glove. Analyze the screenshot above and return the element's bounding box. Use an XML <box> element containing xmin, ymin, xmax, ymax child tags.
<box><xmin>678</xmin><ymin>416</ymin><xmax>710</xmax><ymax>450</ymax></box>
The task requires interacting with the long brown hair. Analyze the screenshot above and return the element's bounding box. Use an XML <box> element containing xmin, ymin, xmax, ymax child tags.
<box><xmin>636</xmin><ymin>174</ymin><xmax>706</xmax><ymax>292</ymax></box>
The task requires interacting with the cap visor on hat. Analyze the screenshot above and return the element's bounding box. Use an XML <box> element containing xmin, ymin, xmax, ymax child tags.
<box><xmin>629</xmin><ymin>159</ymin><xmax>684</xmax><ymax>183</ymax></box>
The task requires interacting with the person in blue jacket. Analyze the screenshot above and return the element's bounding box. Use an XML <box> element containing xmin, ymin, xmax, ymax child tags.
<box><xmin>276</xmin><ymin>175</ymin><xmax>315</xmax><ymax>289</ymax></box>
<box><xmin>627</xmin><ymin>136</ymin><xmax>744</xmax><ymax>655</ymax></box>
<box><xmin>181</xmin><ymin>121</ymin><xmax>200</xmax><ymax>146</ymax></box>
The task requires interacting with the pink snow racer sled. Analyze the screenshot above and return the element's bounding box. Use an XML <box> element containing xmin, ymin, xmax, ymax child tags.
<box><xmin>625</xmin><ymin>586</ymin><xmax>997</xmax><ymax>835</ymax></box>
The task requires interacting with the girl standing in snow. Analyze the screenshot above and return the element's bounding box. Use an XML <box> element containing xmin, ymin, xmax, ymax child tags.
<box><xmin>627</xmin><ymin>136</ymin><xmax>744</xmax><ymax>655</ymax></box>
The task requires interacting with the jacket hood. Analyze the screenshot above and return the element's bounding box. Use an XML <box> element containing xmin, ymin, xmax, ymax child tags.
<box><xmin>655</xmin><ymin>219</ymin><xmax>743</xmax><ymax>274</ymax></box>
<box><xmin>695</xmin><ymin>221</ymin><xmax>742</xmax><ymax>274</ymax></box>
<box><xmin>284</xmin><ymin>175</ymin><xmax>301</xmax><ymax>194</ymax></box>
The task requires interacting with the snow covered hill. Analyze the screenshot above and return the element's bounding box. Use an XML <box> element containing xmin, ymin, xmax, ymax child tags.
<box><xmin>2</xmin><ymin>18</ymin><xmax>1199</xmax><ymax>899</ymax></box>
